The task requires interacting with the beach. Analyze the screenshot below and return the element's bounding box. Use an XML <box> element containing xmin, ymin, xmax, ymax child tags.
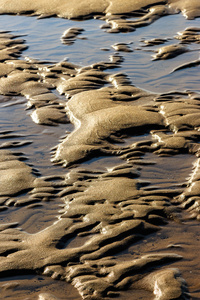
<box><xmin>0</xmin><ymin>1</ymin><xmax>200</xmax><ymax>299</ymax></box>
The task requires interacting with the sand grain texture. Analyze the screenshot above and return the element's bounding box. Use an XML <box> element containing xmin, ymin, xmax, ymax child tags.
<box><xmin>0</xmin><ymin>0</ymin><xmax>200</xmax><ymax>299</ymax></box>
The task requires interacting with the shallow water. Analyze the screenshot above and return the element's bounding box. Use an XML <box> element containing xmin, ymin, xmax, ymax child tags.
<box><xmin>0</xmin><ymin>14</ymin><xmax>199</xmax><ymax>93</ymax></box>
<box><xmin>0</xmin><ymin>4</ymin><xmax>200</xmax><ymax>300</ymax></box>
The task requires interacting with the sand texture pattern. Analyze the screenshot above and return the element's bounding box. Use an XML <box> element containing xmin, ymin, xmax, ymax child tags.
<box><xmin>0</xmin><ymin>0</ymin><xmax>200</xmax><ymax>299</ymax></box>
<box><xmin>0</xmin><ymin>0</ymin><xmax>199</xmax><ymax>20</ymax></box>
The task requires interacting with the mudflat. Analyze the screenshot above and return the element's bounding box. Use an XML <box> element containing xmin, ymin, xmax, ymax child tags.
<box><xmin>0</xmin><ymin>0</ymin><xmax>200</xmax><ymax>299</ymax></box>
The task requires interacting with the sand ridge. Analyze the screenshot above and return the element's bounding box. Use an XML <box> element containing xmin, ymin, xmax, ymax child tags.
<box><xmin>0</xmin><ymin>1</ymin><xmax>200</xmax><ymax>299</ymax></box>
<box><xmin>0</xmin><ymin>0</ymin><xmax>200</xmax><ymax>21</ymax></box>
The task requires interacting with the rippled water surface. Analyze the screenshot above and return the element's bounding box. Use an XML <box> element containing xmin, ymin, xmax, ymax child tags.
<box><xmin>0</xmin><ymin>14</ymin><xmax>199</xmax><ymax>93</ymax></box>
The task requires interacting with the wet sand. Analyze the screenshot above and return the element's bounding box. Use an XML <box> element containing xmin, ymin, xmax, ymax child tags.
<box><xmin>0</xmin><ymin>1</ymin><xmax>200</xmax><ymax>299</ymax></box>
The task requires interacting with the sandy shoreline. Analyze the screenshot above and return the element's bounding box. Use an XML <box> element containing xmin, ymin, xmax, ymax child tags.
<box><xmin>0</xmin><ymin>1</ymin><xmax>200</xmax><ymax>299</ymax></box>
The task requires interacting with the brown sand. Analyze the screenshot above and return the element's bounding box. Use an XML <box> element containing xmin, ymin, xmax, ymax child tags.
<box><xmin>0</xmin><ymin>0</ymin><xmax>200</xmax><ymax>299</ymax></box>
<box><xmin>0</xmin><ymin>0</ymin><xmax>199</xmax><ymax>20</ymax></box>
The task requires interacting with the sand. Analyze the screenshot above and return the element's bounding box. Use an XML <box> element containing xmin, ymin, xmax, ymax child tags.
<box><xmin>0</xmin><ymin>0</ymin><xmax>200</xmax><ymax>299</ymax></box>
